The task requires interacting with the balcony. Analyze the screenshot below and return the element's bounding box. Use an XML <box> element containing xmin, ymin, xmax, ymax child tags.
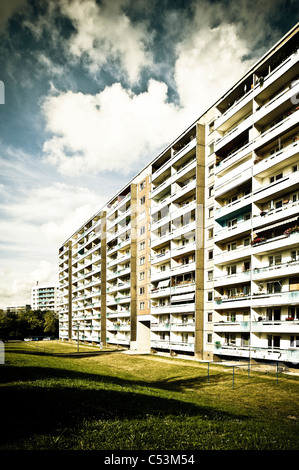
<box><xmin>150</xmin><ymin>322</ymin><xmax>171</xmax><ymax>331</ymax></box>
<box><xmin>252</xmin><ymin>320</ymin><xmax>299</xmax><ymax>333</ymax></box>
<box><xmin>171</xmin><ymin>179</ymin><xmax>196</xmax><ymax>203</ymax></box>
<box><xmin>171</xmin><ymin>321</ymin><xmax>195</xmax><ymax>332</ymax></box>
<box><xmin>253</xmin><ymin>109</ymin><xmax>299</xmax><ymax>151</ymax></box>
<box><xmin>151</xmin><ymin>339</ymin><xmax>195</xmax><ymax>352</ymax></box>
<box><xmin>214</xmin><ymin>344</ymin><xmax>299</xmax><ymax>363</ymax></box>
<box><xmin>214</xmin><ymin>294</ymin><xmax>251</xmax><ymax>309</ymax></box>
<box><xmin>214</xmin><ymin>219</ymin><xmax>251</xmax><ymax>242</ymax></box>
<box><xmin>251</xmin><ymin>228</ymin><xmax>299</xmax><ymax>255</ymax></box>
<box><xmin>251</xmin><ymin>290</ymin><xmax>299</xmax><ymax>307</ymax></box>
<box><xmin>214</xmin><ymin>321</ymin><xmax>250</xmax><ymax>333</ymax></box>
<box><xmin>170</xmin><ymin>261</ymin><xmax>196</xmax><ymax>277</ymax></box>
<box><xmin>214</xmin><ymin>245</ymin><xmax>251</xmax><ymax>265</ymax></box>
<box><xmin>252</xmin><ymin>199</ymin><xmax>299</xmax><ymax>231</ymax></box>
<box><xmin>214</xmin><ymin>270</ymin><xmax>251</xmax><ymax>288</ymax></box>
<box><xmin>215</xmin><ymin>88</ymin><xmax>253</xmax><ymax>132</ymax></box>
<box><xmin>253</xmin><ymin>259</ymin><xmax>299</xmax><ymax>281</ymax></box>
<box><xmin>215</xmin><ymin>114</ymin><xmax>252</xmax><ymax>153</ymax></box>
<box><xmin>215</xmin><ymin>193</ymin><xmax>252</xmax><ymax>220</ymax></box>
<box><xmin>214</xmin><ymin>163</ymin><xmax>252</xmax><ymax>199</ymax></box>
<box><xmin>253</xmin><ymin>137</ymin><xmax>299</xmax><ymax>177</ymax></box>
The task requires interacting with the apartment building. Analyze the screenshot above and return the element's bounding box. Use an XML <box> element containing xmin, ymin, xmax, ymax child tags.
<box><xmin>59</xmin><ymin>24</ymin><xmax>299</xmax><ymax>365</ymax></box>
<box><xmin>31</xmin><ymin>284</ymin><xmax>58</xmax><ymax>311</ymax></box>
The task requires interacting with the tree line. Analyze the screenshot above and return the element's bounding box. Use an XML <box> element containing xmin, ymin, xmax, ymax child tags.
<box><xmin>0</xmin><ymin>308</ymin><xmax>58</xmax><ymax>341</ymax></box>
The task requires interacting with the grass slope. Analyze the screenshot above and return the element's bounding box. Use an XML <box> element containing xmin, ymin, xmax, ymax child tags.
<box><xmin>0</xmin><ymin>341</ymin><xmax>298</xmax><ymax>450</ymax></box>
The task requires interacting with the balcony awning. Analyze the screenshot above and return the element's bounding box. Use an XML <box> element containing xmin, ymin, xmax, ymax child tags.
<box><xmin>171</xmin><ymin>293</ymin><xmax>195</xmax><ymax>303</ymax></box>
<box><xmin>158</xmin><ymin>279</ymin><xmax>170</xmax><ymax>288</ymax></box>
<box><xmin>255</xmin><ymin>216</ymin><xmax>299</xmax><ymax>235</ymax></box>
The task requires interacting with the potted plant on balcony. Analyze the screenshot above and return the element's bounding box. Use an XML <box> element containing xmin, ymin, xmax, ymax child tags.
<box><xmin>215</xmin><ymin>341</ymin><xmax>221</xmax><ymax>349</ymax></box>
<box><xmin>286</xmin><ymin>317</ymin><xmax>294</xmax><ymax>321</ymax></box>
<box><xmin>251</xmin><ymin>237</ymin><xmax>266</xmax><ymax>245</ymax></box>
<box><xmin>284</xmin><ymin>226</ymin><xmax>299</xmax><ymax>237</ymax></box>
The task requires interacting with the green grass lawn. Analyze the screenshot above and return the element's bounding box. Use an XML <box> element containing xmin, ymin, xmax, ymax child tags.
<box><xmin>1</xmin><ymin>341</ymin><xmax>298</xmax><ymax>450</ymax></box>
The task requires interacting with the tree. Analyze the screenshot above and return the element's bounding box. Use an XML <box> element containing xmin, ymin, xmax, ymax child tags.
<box><xmin>0</xmin><ymin>309</ymin><xmax>59</xmax><ymax>340</ymax></box>
<box><xmin>44</xmin><ymin>310</ymin><xmax>59</xmax><ymax>336</ymax></box>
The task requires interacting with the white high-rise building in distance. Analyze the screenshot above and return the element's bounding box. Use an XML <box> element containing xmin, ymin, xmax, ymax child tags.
<box><xmin>31</xmin><ymin>283</ymin><xmax>58</xmax><ymax>312</ymax></box>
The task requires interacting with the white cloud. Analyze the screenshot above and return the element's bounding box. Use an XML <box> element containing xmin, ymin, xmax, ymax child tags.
<box><xmin>0</xmin><ymin>178</ymin><xmax>105</xmax><ymax>305</ymax></box>
<box><xmin>42</xmin><ymin>80</ymin><xmax>189</xmax><ymax>176</ymax></box>
<box><xmin>0</xmin><ymin>260</ymin><xmax>58</xmax><ymax>307</ymax></box>
<box><xmin>174</xmin><ymin>22</ymin><xmax>253</xmax><ymax>120</ymax></box>
<box><xmin>60</xmin><ymin>0</ymin><xmax>153</xmax><ymax>83</ymax></box>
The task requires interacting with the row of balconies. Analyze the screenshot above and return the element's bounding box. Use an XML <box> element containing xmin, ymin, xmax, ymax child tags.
<box><xmin>151</xmin><ymin>137</ymin><xmax>196</xmax><ymax>183</ymax></box>
<box><xmin>213</xmin><ymin>344</ymin><xmax>299</xmax><ymax>363</ymax></box>
<box><xmin>214</xmin><ymin>108</ymin><xmax>298</xmax><ymax>183</ymax></box>
<box><xmin>214</xmin><ymin>289</ymin><xmax>299</xmax><ymax>309</ymax></box>
<box><xmin>214</xmin><ymin>48</ymin><xmax>298</xmax><ymax>132</ymax></box>
<box><xmin>214</xmin><ymin>319</ymin><xmax>299</xmax><ymax>334</ymax></box>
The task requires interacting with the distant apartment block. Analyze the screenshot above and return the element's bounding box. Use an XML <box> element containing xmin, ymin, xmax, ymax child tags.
<box><xmin>58</xmin><ymin>24</ymin><xmax>299</xmax><ymax>365</ymax></box>
<box><xmin>31</xmin><ymin>284</ymin><xmax>58</xmax><ymax>312</ymax></box>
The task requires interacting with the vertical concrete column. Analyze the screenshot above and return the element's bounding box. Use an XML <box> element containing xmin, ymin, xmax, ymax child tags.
<box><xmin>130</xmin><ymin>184</ymin><xmax>138</xmax><ymax>344</ymax></box>
<box><xmin>100</xmin><ymin>211</ymin><xmax>107</xmax><ymax>346</ymax></box>
<box><xmin>195</xmin><ymin>122</ymin><xmax>205</xmax><ymax>360</ymax></box>
<box><xmin>67</xmin><ymin>240</ymin><xmax>73</xmax><ymax>341</ymax></box>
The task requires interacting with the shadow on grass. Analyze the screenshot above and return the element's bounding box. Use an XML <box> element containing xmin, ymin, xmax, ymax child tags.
<box><xmin>0</xmin><ymin>362</ymin><xmax>249</xmax><ymax>445</ymax></box>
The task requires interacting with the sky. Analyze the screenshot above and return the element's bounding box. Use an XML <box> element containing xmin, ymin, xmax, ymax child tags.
<box><xmin>0</xmin><ymin>0</ymin><xmax>298</xmax><ymax>307</ymax></box>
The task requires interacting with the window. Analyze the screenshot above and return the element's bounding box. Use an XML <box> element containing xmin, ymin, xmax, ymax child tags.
<box><xmin>228</xmin><ymin>195</ymin><xmax>238</xmax><ymax>204</ymax></box>
<box><xmin>207</xmin><ymin>334</ymin><xmax>213</xmax><ymax>343</ymax></box>
<box><xmin>208</xmin><ymin>121</ymin><xmax>215</xmax><ymax>133</ymax></box>
<box><xmin>270</xmin><ymin>172</ymin><xmax>283</xmax><ymax>183</ymax></box>
<box><xmin>209</xmin><ymin>142</ymin><xmax>215</xmax><ymax>154</ymax></box>
<box><xmin>267</xmin><ymin>281</ymin><xmax>282</xmax><ymax>294</ymax></box>
<box><xmin>139</xmin><ymin>241</ymin><xmax>145</xmax><ymax>251</ymax></box>
<box><xmin>268</xmin><ymin>335</ymin><xmax>280</xmax><ymax>348</ymax></box>
<box><xmin>208</xmin><ymin>207</ymin><xmax>214</xmax><ymax>218</ymax></box>
<box><xmin>139</xmin><ymin>302</ymin><xmax>145</xmax><ymax>310</ymax></box>
<box><xmin>209</xmin><ymin>185</ymin><xmax>214</xmax><ymax>197</ymax></box>
<box><xmin>207</xmin><ymin>312</ymin><xmax>213</xmax><ymax>322</ymax></box>
<box><xmin>289</xmin><ymin>307</ymin><xmax>299</xmax><ymax>320</ymax></box>
<box><xmin>275</xmin><ymin>199</ymin><xmax>282</xmax><ymax>209</ymax></box>
<box><xmin>292</xmin><ymin>165</ymin><xmax>298</xmax><ymax>173</ymax></box>
<box><xmin>208</xmin><ymin>270</ymin><xmax>213</xmax><ymax>281</ymax></box>
<box><xmin>140</xmin><ymin>196</ymin><xmax>145</xmax><ymax>205</ymax></box>
<box><xmin>290</xmin><ymin>336</ymin><xmax>299</xmax><ymax>348</ymax></box>
<box><xmin>140</xmin><ymin>180</ymin><xmax>146</xmax><ymax>190</ymax></box>
<box><xmin>228</xmin><ymin>242</ymin><xmax>237</xmax><ymax>251</ymax></box>
<box><xmin>140</xmin><ymin>226</ymin><xmax>145</xmax><ymax>236</ymax></box>
<box><xmin>139</xmin><ymin>257</ymin><xmax>145</xmax><ymax>265</ymax></box>
<box><xmin>267</xmin><ymin>308</ymin><xmax>281</xmax><ymax>321</ymax></box>
<box><xmin>208</xmin><ymin>228</ymin><xmax>214</xmax><ymax>239</ymax></box>
<box><xmin>243</xmin><ymin>261</ymin><xmax>250</xmax><ymax>271</ymax></box>
<box><xmin>208</xmin><ymin>291</ymin><xmax>213</xmax><ymax>301</ymax></box>
<box><xmin>269</xmin><ymin>254</ymin><xmax>281</xmax><ymax>266</ymax></box>
<box><xmin>227</xmin><ymin>265</ymin><xmax>237</xmax><ymax>275</ymax></box>
<box><xmin>244</xmin><ymin>238</ymin><xmax>250</xmax><ymax>246</ymax></box>
<box><xmin>227</xmin><ymin>218</ymin><xmax>237</xmax><ymax>228</ymax></box>
<box><xmin>208</xmin><ymin>250</ymin><xmax>213</xmax><ymax>260</ymax></box>
<box><xmin>139</xmin><ymin>271</ymin><xmax>145</xmax><ymax>280</ymax></box>
<box><xmin>208</xmin><ymin>164</ymin><xmax>214</xmax><ymax>176</ymax></box>
<box><xmin>139</xmin><ymin>287</ymin><xmax>145</xmax><ymax>295</ymax></box>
